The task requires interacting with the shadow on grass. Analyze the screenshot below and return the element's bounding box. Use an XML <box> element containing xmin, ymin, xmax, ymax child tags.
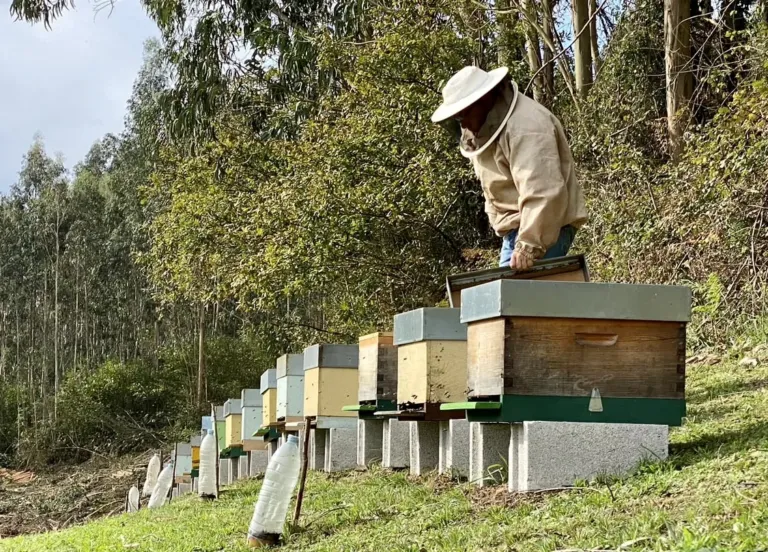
<box><xmin>670</xmin><ymin>419</ymin><xmax>768</xmax><ymax>467</ymax></box>
<box><xmin>686</xmin><ymin>376</ymin><xmax>768</xmax><ymax>404</ymax></box>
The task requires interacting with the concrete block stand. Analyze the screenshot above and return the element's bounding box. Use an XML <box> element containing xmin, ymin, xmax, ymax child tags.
<box><xmin>229</xmin><ymin>457</ymin><xmax>240</xmax><ymax>483</ymax></box>
<box><xmin>509</xmin><ymin>421</ymin><xmax>668</xmax><ymax>492</ymax></box>
<box><xmin>238</xmin><ymin>455</ymin><xmax>249</xmax><ymax>479</ymax></box>
<box><xmin>382</xmin><ymin>419</ymin><xmax>410</xmax><ymax>469</ymax></box>
<box><xmin>357</xmin><ymin>419</ymin><xmax>384</xmax><ymax>468</ymax></box>
<box><xmin>409</xmin><ymin>421</ymin><xmax>440</xmax><ymax>476</ymax></box>
<box><xmin>178</xmin><ymin>482</ymin><xmax>192</xmax><ymax>495</ymax></box>
<box><xmin>470</xmin><ymin>423</ymin><xmax>511</xmax><ymax>487</ymax></box>
<box><xmin>249</xmin><ymin>450</ymin><xmax>269</xmax><ymax>476</ymax></box>
<box><xmin>219</xmin><ymin>458</ymin><xmax>230</xmax><ymax>486</ymax></box>
<box><xmin>324</xmin><ymin>427</ymin><xmax>357</xmax><ymax>473</ymax></box>
<box><xmin>310</xmin><ymin>428</ymin><xmax>328</xmax><ymax>471</ymax></box>
<box><xmin>439</xmin><ymin>419</ymin><xmax>470</xmax><ymax>479</ymax></box>
<box><xmin>266</xmin><ymin>439</ymin><xmax>279</xmax><ymax>462</ymax></box>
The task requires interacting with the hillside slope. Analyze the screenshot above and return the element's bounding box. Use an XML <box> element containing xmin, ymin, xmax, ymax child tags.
<box><xmin>2</xmin><ymin>358</ymin><xmax>767</xmax><ymax>552</ymax></box>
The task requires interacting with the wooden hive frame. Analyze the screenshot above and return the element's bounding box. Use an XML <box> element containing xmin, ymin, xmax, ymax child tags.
<box><xmin>303</xmin><ymin>344</ymin><xmax>359</xmax><ymax>419</ymax></box>
<box><xmin>343</xmin><ymin>332</ymin><xmax>398</xmax><ymax>417</ymax></box>
<box><xmin>391</xmin><ymin>308</ymin><xmax>467</xmax><ymax>421</ymax></box>
<box><xmin>276</xmin><ymin>353</ymin><xmax>305</xmax><ymax>424</ymax></box>
<box><xmin>442</xmin><ymin>279</ymin><xmax>691</xmax><ymax>426</ymax></box>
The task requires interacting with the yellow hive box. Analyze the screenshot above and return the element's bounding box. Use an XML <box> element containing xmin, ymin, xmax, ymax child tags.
<box><xmin>261</xmin><ymin>369</ymin><xmax>278</xmax><ymax>427</ymax></box>
<box><xmin>303</xmin><ymin>344</ymin><xmax>359</xmax><ymax>418</ymax></box>
<box><xmin>224</xmin><ymin>398</ymin><xmax>243</xmax><ymax>448</ymax></box>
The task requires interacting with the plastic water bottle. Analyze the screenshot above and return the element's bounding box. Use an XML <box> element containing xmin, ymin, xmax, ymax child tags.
<box><xmin>148</xmin><ymin>463</ymin><xmax>174</xmax><ymax>508</ymax></box>
<box><xmin>198</xmin><ymin>431</ymin><xmax>218</xmax><ymax>499</ymax></box>
<box><xmin>142</xmin><ymin>454</ymin><xmax>161</xmax><ymax>497</ymax></box>
<box><xmin>247</xmin><ymin>435</ymin><xmax>301</xmax><ymax>545</ymax></box>
<box><xmin>127</xmin><ymin>486</ymin><xmax>140</xmax><ymax>513</ymax></box>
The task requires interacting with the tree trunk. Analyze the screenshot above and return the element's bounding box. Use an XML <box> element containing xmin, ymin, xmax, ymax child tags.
<box><xmin>572</xmin><ymin>0</ymin><xmax>593</xmax><ymax>96</ymax></box>
<box><xmin>541</xmin><ymin>0</ymin><xmax>556</xmax><ymax>106</ymax></box>
<box><xmin>54</xmin><ymin>201</ymin><xmax>61</xmax><ymax>413</ymax></box>
<box><xmin>589</xmin><ymin>0</ymin><xmax>601</xmax><ymax>75</ymax></box>
<box><xmin>197</xmin><ymin>304</ymin><xmax>206</xmax><ymax>406</ymax></box>
<box><xmin>664</xmin><ymin>0</ymin><xmax>692</xmax><ymax>160</ymax></box>
<box><xmin>522</xmin><ymin>0</ymin><xmax>544</xmax><ymax>102</ymax></box>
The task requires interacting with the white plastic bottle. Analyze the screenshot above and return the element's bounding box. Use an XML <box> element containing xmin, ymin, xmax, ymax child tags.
<box><xmin>148</xmin><ymin>463</ymin><xmax>174</xmax><ymax>509</ymax></box>
<box><xmin>198</xmin><ymin>431</ymin><xmax>218</xmax><ymax>499</ymax></box>
<box><xmin>127</xmin><ymin>486</ymin><xmax>140</xmax><ymax>513</ymax></box>
<box><xmin>142</xmin><ymin>454</ymin><xmax>161</xmax><ymax>497</ymax></box>
<box><xmin>247</xmin><ymin>435</ymin><xmax>301</xmax><ymax>546</ymax></box>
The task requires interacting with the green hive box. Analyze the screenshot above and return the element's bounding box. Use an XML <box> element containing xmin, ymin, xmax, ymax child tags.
<box><xmin>442</xmin><ymin>279</ymin><xmax>691</xmax><ymax>426</ymax></box>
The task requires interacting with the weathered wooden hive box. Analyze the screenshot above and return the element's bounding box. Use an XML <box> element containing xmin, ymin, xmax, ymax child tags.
<box><xmin>214</xmin><ymin>406</ymin><xmax>226</xmax><ymax>452</ymax></box>
<box><xmin>453</xmin><ymin>280</ymin><xmax>691</xmax><ymax>425</ymax></box>
<box><xmin>394</xmin><ymin>308</ymin><xmax>467</xmax><ymax>420</ymax></box>
<box><xmin>261</xmin><ymin>369</ymin><xmax>278</xmax><ymax>428</ymax></box>
<box><xmin>446</xmin><ymin>255</ymin><xmax>589</xmax><ymax>308</ymax></box>
<box><xmin>174</xmin><ymin>442</ymin><xmax>193</xmax><ymax>483</ymax></box>
<box><xmin>277</xmin><ymin>354</ymin><xmax>305</xmax><ymax>423</ymax></box>
<box><xmin>303</xmin><ymin>344</ymin><xmax>359</xmax><ymax>418</ymax></box>
<box><xmin>224</xmin><ymin>399</ymin><xmax>243</xmax><ymax>448</ymax></box>
<box><xmin>344</xmin><ymin>332</ymin><xmax>397</xmax><ymax>416</ymax></box>
<box><xmin>241</xmin><ymin>388</ymin><xmax>267</xmax><ymax>450</ymax></box>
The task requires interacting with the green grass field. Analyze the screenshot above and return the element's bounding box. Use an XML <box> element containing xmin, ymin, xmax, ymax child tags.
<box><xmin>2</xmin><ymin>359</ymin><xmax>767</xmax><ymax>552</ymax></box>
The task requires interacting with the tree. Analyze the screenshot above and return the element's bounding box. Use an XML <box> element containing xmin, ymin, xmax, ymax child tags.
<box><xmin>573</xmin><ymin>0</ymin><xmax>594</xmax><ymax>95</ymax></box>
<box><xmin>664</xmin><ymin>0</ymin><xmax>692</xmax><ymax>159</ymax></box>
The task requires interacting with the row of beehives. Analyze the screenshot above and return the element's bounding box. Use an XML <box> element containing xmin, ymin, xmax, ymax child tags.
<box><xmin>164</xmin><ymin>276</ymin><xmax>692</xmax><ymax>493</ymax></box>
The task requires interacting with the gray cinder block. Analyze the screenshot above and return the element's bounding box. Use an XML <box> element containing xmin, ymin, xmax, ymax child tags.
<box><xmin>249</xmin><ymin>450</ymin><xmax>269</xmax><ymax>476</ymax></box>
<box><xmin>357</xmin><ymin>418</ymin><xmax>384</xmax><ymax>468</ymax></box>
<box><xmin>509</xmin><ymin>421</ymin><xmax>669</xmax><ymax>492</ymax></box>
<box><xmin>382</xmin><ymin>419</ymin><xmax>410</xmax><ymax>469</ymax></box>
<box><xmin>310</xmin><ymin>428</ymin><xmax>328</xmax><ymax>471</ymax></box>
<box><xmin>440</xmin><ymin>419</ymin><xmax>470</xmax><ymax>479</ymax></box>
<box><xmin>325</xmin><ymin>427</ymin><xmax>357</xmax><ymax>473</ymax></box>
<box><xmin>409</xmin><ymin>421</ymin><xmax>440</xmax><ymax>476</ymax></box>
<box><xmin>470</xmin><ymin>423</ymin><xmax>511</xmax><ymax>487</ymax></box>
<box><xmin>178</xmin><ymin>482</ymin><xmax>192</xmax><ymax>495</ymax></box>
<box><xmin>239</xmin><ymin>455</ymin><xmax>249</xmax><ymax>479</ymax></box>
<box><xmin>229</xmin><ymin>457</ymin><xmax>240</xmax><ymax>483</ymax></box>
<box><xmin>219</xmin><ymin>459</ymin><xmax>230</xmax><ymax>486</ymax></box>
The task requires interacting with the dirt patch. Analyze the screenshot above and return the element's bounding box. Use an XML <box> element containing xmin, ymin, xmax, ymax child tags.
<box><xmin>466</xmin><ymin>484</ymin><xmax>571</xmax><ymax>510</ymax></box>
<box><xmin>0</xmin><ymin>452</ymin><xmax>151</xmax><ymax>537</ymax></box>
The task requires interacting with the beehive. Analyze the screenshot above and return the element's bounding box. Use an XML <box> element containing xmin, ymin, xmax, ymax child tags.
<box><xmin>191</xmin><ymin>435</ymin><xmax>201</xmax><ymax>477</ymax></box>
<box><xmin>174</xmin><ymin>442</ymin><xmax>193</xmax><ymax>483</ymax></box>
<box><xmin>277</xmin><ymin>354</ymin><xmax>305</xmax><ymax>422</ymax></box>
<box><xmin>355</xmin><ymin>332</ymin><xmax>397</xmax><ymax>414</ymax></box>
<box><xmin>303</xmin><ymin>344</ymin><xmax>359</xmax><ymax>418</ymax></box>
<box><xmin>394</xmin><ymin>308</ymin><xmax>467</xmax><ymax>419</ymax></box>
<box><xmin>214</xmin><ymin>405</ymin><xmax>226</xmax><ymax>452</ymax></box>
<box><xmin>224</xmin><ymin>399</ymin><xmax>243</xmax><ymax>448</ymax></box>
<box><xmin>241</xmin><ymin>388</ymin><xmax>268</xmax><ymax>451</ymax></box>
<box><xmin>201</xmin><ymin>416</ymin><xmax>213</xmax><ymax>434</ymax></box>
<box><xmin>261</xmin><ymin>369</ymin><xmax>278</xmax><ymax>427</ymax></box>
<box><xmin>449</xmin><ymin>280</ymin><xmax>691</xmax><ymax>425</ymax></box>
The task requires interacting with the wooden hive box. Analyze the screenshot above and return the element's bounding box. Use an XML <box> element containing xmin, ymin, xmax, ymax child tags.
<box><xmin>224</xmin><ymin>399</ymin><xmax>243</xmax><ymax>449</ymax></box>
<box><xmin>241</xmin><ymin>388</ymin><xmax>268</xmax><ymax>451</ymax></box>
<box><xmin>190</xmin><ymin>435</ymin><xmax>201</xmax><ymax>477</ymax></box>
<box><xmin>449</xmin><ymin>280</ymin><xmax>691</xmax><ymax>426</ymax></box>
<box><xmin>346</xmin><ymin>332</ymin><xmax>397</xmax><ymax>416</ymax></box>
<box><xmin>260</xmin><ymin>369</ymin><xmax>278</xmax><ymax>428</ymax></box>
<box><xmin>277</xmin><ymin>354</ymin><xmax>305</xmax><ymax>423</ymax></box>
<box><xmin>214</xmin><ymin>406</ymin><xmax>227</xmax><ymax>453</ymax></box>
<box><xmin>394</xmin><ymin>308</ymin><xmax>467</xmax><ymax>420</ymax></box>
<box><xmin>446</xmin><ymin>255</ymin><xmax>589</xmax><ymax>308</ymax></box>
<box><xmin>174</xmin><ymin>442</ymin><xmax>193</xmax><ymax>483</ymax></box>
<box><xmin>201</xmin><ymin>416</ymin><xmax>213</xmax><ymax>434</ymax></box>
<box><xmin>303</xmin><ymin>344</ymin><xmax>359</xmax><ymax>418</ymax></box>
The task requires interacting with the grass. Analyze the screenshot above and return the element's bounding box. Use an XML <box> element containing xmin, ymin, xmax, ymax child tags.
<box><xmin>2</xmin><ymin>359</ymin><xmax>768</xmax><ymax>552</ymax></box>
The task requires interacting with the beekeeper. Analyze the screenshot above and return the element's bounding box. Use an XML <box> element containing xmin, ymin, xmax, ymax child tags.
<box><xmin>432</xmin><ymin>66</ymin><xmax>588</xmax><ymax>270</ymax></box>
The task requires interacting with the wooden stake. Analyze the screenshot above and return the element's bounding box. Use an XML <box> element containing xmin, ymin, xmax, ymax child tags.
<box><xmin>292</xmin><ymin>417</ymin><xmax>313</xmax><ymax>526</ymax></box>
<box><xmin>169</xmin><ymin>442</ymin><xmax>179</xmax><ymax>503</ymax></box>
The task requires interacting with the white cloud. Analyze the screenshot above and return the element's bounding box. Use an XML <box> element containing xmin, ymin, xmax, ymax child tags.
<box><xmin>0</xmin><ymin>0</ymin><xmax>159</xmax><ymax>193</ymax></box>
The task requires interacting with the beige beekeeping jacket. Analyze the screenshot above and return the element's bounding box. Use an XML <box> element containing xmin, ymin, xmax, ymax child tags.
<box><xmin>461</xmin><ymin>80</ymin><xmax>588</xmax><ymax>258</ymax></box>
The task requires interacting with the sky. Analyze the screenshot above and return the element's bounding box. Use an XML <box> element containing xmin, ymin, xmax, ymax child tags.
<box><xmin>0</xmin><ymin>0</ymin><xmax>159</xmax><ymax>194</ymax></box>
